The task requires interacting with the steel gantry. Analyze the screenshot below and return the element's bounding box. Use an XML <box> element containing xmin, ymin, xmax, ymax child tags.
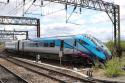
<box><xmin>39</xmin><ymin>0</ymin><xmax>121</xmax><ymax>56</ymax></box>
<box><xmin>0</xmin><ymin>16</ymin><xmax>40</xmax><ymax>38</ymax></box>
<box><xmin>0</xmin><ymin>30</ymin><xmax>28</xmax><ymax>40</ymax></box>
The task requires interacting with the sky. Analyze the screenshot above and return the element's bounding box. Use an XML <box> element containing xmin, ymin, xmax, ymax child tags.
<box><xmin>0</xmin><ymin>0</ymin><xmax>125</xmax><ymax>42</ymax></box>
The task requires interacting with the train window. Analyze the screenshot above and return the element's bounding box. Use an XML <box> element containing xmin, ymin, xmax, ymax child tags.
<box><xmin>82</xmin><ymin>41</ymin><xmax>88</xmax><ymax>45</ymax></box>
<box><xmin>38</xmin><ymin>42</ymin><xmax>43</xmax><ymax>46</ymax></box>
<box><xmin>44</xmin><ymin>43</ymin><xmax>48</xmax><ymax>47</ymax></box>
<box><xmin>30</xmin><ymin>43</ymin><xmax>35</xmax><ymax>47</ymax></box>
<box><xmin>96</xmin><ymin>47</ymin><xmax>101</xmax><ymax>51</ymax></box>
<box><xmin>79</xmin><ymin>39</ymin><xmax>88</xmax><ymax>45</ymax></box>
<box><xmin>35</xmin><ymin>43</ymin><xmax>38</xmax><ymax>47</ymax></box>
<box><xmin>31</xmin><ymin>43</ymin><xmax>36</xmax><ymax>47</ymax></box>
<box><xmin>50</xmin><ymin>42</ymin><xmax>55</xmax><ymax>47</ymax></box>
<box><xmin>79</xmin><ymin>39</ymin><xmax>82</xmax><ymax>42</ymax></box>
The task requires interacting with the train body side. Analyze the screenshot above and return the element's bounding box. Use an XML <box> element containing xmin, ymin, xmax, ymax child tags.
<box><xmin>17</xmin><ymin>38</ymin><xmax>89</xmax><ymax>55</ymax></box>
<box><xmin>5</xmin><ymin>34</ymin><xmax>112</xmax><ymax>63</ymax></box>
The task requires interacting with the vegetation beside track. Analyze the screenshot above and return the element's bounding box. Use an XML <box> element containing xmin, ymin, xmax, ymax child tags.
<box><xmin>97</xmin><ymin>41</ymin><xmax>125</xmax><ymax>77</ymax></box>
<box><xmin>104</xmin><ymin>57</ymin><xmax>125</xmax><ymax>77</ymax></box>
<box><xmin>106</xmin><ymin>40</ymin><xmax>125</xmax><ymax>51</ymax></box>
<box><xmin>0</xmin><ymin>42</ymin><xmax>5</xmax><ymax>52</ymax></box>
<box><xmin>0</xmin><ymin>41</ymin><xmax>2</xmax><ymax>46</ymax></box>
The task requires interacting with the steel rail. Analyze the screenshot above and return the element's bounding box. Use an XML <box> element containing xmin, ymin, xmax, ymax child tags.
<box><xmin>10</xmin><ymin>57</ymin><xmax>125</xmax><ymax>83</ymax></box>
<box><xmin>0</xmin><ymin>80</ymin><xmax>3</xmax><ymax>83</ymax></box>
<box><xmin>5</xmin><ymin>56</ymin><xmax>97</xmax><ymax>83</ymax></box>
<box><xmin>0</xmin><ymin>64</ymin><xmax>28</xmax><ymax>83</ymax></box>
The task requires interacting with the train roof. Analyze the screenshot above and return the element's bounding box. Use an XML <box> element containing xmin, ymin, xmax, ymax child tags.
<box><xmin>31</xmin><ymin>34</ymin><xmax>91</xmax><ymax>41</ymax></box>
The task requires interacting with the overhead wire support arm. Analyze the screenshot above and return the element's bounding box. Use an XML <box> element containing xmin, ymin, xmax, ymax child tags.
<box><xmin>0</xmin><ymin>16</ymin><xmax>40</xmax><ymax>38</ymax></box>
<box><xmin>0</xmin><ymin>0</ymin><xmax>9</xmax><ymax>4</ymax></box>
<box><xmin>0</xmin><ymin>16</ymin><xmax>38</xmax><ymax>26</ymax></box>
<box><xmin>66</xmin><ymin>5</ymin><xmax>77</xmax><ymax>23</ymax></box>
<box><xmin>0</xmin><ymin>30</ymin><xmax>28</xmax><ymax>40</ymax></box>
<box><xmin>44</xmin><ymin>0</ymin><xmax>114</xmax><ymax>12</ymax></box>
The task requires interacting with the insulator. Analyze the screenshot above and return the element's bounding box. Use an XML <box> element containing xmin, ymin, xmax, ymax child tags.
<box><xmin>23</xmin><ymin>0</ymin><xmax>25</xmax><ymax>5</ymax></box>
<box><xmin>41</xmin><ymin>1</ymin><xmax>43</xmax><ymax>5</ymax></box>
<box><xmin>33</xmin><ymin>0</ymin><xmax>36</xmax><ymax>3</ymax></box>
<box><xmin>65</xmin><ymin>4</ymin><xmax>67</xmax><ymax>10</ymax></box>
<box><xmin>80</xmin><ymin>7</ymin><xmax>82</xmax><ymax>13</ymax></box>
<box><xmin>7</xmin><ymin>0</ymin><xmax>9</xmax><ymax>3</ymax></box>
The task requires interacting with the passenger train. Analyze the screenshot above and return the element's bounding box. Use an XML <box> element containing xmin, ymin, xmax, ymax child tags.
<box><xmin>5</xmin><ymin>34</ymin><xmax>112</xmax><ymax>64</ymax></box>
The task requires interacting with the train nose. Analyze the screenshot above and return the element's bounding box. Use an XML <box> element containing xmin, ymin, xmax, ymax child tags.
<box><xmin>98</xmin><ymin>46</ymin><xmax>111</xmax><ymax>60</ymax></box>
<box><xmin>99</xmin><ymin>45</ymin><xmax>112</xmax><ymax>60</ymax></box>
<box><xmin>103</xmin><ymin>49</ymin><xmax>112</xmax><ymax>60</ymax></box>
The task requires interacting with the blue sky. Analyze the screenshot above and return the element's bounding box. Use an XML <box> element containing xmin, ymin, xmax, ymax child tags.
<box><xmin>0</xmin><ymin>0</ymin><xmax>125</xmax><ymax>42</ymax></box>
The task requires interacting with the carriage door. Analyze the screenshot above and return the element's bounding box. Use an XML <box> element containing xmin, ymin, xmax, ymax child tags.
<box><xmin>59</xmin><ymin>40</ymin><xmax>64</xmax><ymax>65</ymax></box>
<box><xmin>73</xmin><ymin>39</ymin><xmax>77</xmax><ymax>54</ymax></box>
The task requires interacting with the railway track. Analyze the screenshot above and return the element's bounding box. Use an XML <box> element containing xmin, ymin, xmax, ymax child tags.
<box><xmin>0</xmin><ymin>80</ymin><xmax>3</xmax><ymax>83</ymax></box>
<box><xmin>0</xmin><ymin>64</ymin><xmax>28</xmax><ymax>83</ymax></box>
<box><xmin>3</xmin><ymin>56</ymin><xmax>99</xmax><ymax>83</ymax></box>
<box><xmin>1</xmin><ymin>52</ymin><xmax>125</xmax><ymax>83</ymax></box>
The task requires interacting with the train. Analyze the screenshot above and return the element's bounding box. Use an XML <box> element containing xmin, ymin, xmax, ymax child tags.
<box><xmin>5</xmin><ymin>34</ymin><xmax>112</xmax><ymax>64</ymax></box>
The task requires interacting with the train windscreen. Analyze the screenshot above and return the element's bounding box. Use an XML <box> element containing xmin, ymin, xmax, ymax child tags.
<box><xmin>84</xmin><ymin>34</ymin><xmax>111</xmax><ymax>56</ymax></box>
<box><xmin>84</xmin><ymin>34</ymin><xmax>104</xmax><ymax>47</ymax></box>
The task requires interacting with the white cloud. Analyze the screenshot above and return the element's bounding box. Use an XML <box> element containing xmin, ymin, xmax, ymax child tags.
<box><xmin>90</xmin><ymin>12</ymin><xmax>110</xmax><ymax>24</ymax></box>
<box><xmin>40</xmin><ymin>22</ymin><xmax>114</xmax><ymax>41</ymax></box>
<box><xmin>41</xmin><ymin>23</ymin><xmax>79</xmax><ymax>36</ymax></box>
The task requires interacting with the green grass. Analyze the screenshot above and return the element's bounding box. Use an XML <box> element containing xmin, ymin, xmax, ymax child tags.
<box><xmin>106</xmin><ymin>40</ymin><xmax>125</xmax><ymax>51</ymax></box>
<box><xmin>105</xmin><ymin>41</ymin><xmax>114</xmax><ymax>52</ymax></box>
<box><xmin>103</xmin><ymin>41</ymin><xmax>125</xmax><ymax>77</ymax></box>
<box><xmin>0</xmin><ymin>42</ymin><xmax>4</xmax><ymax>48</ymax></box>
<box><xmin>104</xmin><ymin>57</ymin><xmax>124</xmax><ymax>77</ymax></box>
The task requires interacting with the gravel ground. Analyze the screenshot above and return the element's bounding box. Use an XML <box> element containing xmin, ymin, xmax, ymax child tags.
<box><xmin>0</xmin><ymin>58</ymin><xmax>59</xmax><ymax>83</ymax></box>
